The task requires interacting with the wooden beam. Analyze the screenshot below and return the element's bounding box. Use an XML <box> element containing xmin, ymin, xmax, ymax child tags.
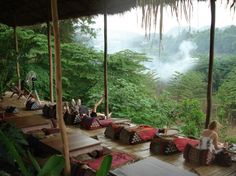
<box><xmin>14</xmin><ymin>27</ymin><xmax>21</xmax><ymax>90</ymax></box>
<box><xmin>104</xmin><ymin>2</ymin><xmax>109</xmax><ymax>118</ymax></box>
<box><xmin>205</xmin><ymin>0</ymin><xmax>216</xmax><ymax>129</ymax></box>
<box><xmin>50</xmin><ymin>0</ymin><xmax>71</xmax><ymax>175</ymax></box>
<box><xmin>47</xmin><ymin>21</ymin><xmax>54</xmax><ymax>103</ymax></box>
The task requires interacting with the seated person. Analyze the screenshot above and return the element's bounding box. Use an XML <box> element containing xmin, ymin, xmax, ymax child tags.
<box><xmin>198</xmin><ymin>120</ymin><xmax>224</xmax><ymax>152</ymax></box>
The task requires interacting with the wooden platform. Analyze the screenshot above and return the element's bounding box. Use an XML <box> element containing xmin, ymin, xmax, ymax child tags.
<box><xmin>0</xmin><ymin>93</ymin><xmax>52</xmax><ymax>133</ymax></box>
<box><xmin>40</xmin><ymin>132</ymin><xmax>102</xmax><ymax>157</ymax></box>
<box><xmin>110</xmin><ymin>156</ymin><xmax>197</xmax><ymax>176</ymax></box>
<box><xmin>1</xmin><ymin>92</ymin><xmax>236</xmax><ymax>176</ymax></box>
<box><xmin>6</xmin><ymin>115</ymin><xmax>52</xmax><ymax>133</ymax></box>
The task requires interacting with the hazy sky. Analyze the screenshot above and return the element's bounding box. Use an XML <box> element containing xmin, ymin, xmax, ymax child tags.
<box><xmin>93</xmin><ymin>1</ymin><xmax>236</xmax><ymax>34</ymax></box>
<box><xmin>90</xmin><ymin>1</ymin><xmax>236</xmax><ymax>81</ymax></box>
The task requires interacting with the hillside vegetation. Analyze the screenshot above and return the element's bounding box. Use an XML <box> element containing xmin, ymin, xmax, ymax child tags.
<box><xmin>0</xmin><ymin>23</ymin><xmax>236</xmax><ymax>140</ymax></box>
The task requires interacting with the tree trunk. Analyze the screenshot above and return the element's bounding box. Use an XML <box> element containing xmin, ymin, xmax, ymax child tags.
<box><xmin>205</xmin><ymin>0</ymin><xmax>216</xmax><ymax>129</ymax></box>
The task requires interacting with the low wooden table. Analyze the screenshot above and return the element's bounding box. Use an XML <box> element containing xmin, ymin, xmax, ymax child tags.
<box><xmin>111</xmin><ymin>118</ymin><xmax>131</xmax><ymax>124</ymax></box>
<box><xmin>6</xmin><ymin>115</ymin><xmax>52</xmax><ymax>133</ymax></box>
<box><xmin>226</xmin><ymin>145</ymin><xmax>236</xmax><ymax>162</ymax></box>
<box><xmin>40</xmin><ymin>132</ymin><xmax>103</xmax><ymax>157</ymax></box>
<box><xmin>110</xmin><ymin>157</ymin><xmax>197</xmax><ymax>176</ymax></box>
<box><xmin>157</xmin><ymin>128</ymin><xmax>179</xmax><ymax>137</ymax></box>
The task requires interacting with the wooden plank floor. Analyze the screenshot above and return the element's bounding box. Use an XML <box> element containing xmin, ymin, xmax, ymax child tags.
<box><xmin>1</xmin><ymin>92</ymin><xmax>235</xmax><ymax>176</ymax></box>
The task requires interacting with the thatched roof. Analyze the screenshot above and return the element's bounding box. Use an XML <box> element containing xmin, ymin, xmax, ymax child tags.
<box><xmin>0</xmin><ymin>0</ymin><xmax>235</xmax><ymax>27</ymax></box>
<box><xmin>0</xmin><ymin>0</ymin><xmax>137</xmax><ymax>27</ymax></box>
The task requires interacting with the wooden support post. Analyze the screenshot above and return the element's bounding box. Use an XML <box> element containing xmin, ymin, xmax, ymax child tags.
<box><xmin>159</xmin><ymin>0</ymin><xmax>163</xmax><ymax>56</ymax></box>
<box><xmin>14</xmin><ymin>27</ymin><xmax>21</xmax><ymax>90</ymax></box>
<box><xmin>205</xmin><ymin>0</ymin><xmax>216</xmax><ymax>129</ymax></box>
<box><xmin>47</xmin><ymin>21</ymin><xmax>54</xmax><ymax>103</ymax></box>
<box><xmin>50</xmin><ymin>0</ymin><xmax>71</xmax><ymax>175</ymax></box>
<box><xmin>104</xmin><ymin>3</ymin><xmax>109</xmax><ymax>118</ymax></box>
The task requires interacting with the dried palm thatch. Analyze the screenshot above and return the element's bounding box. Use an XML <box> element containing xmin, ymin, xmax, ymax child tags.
<box><xmin>228</xmin><ymin>0</ymin><xmax>236</xmax><ymax>9</ymax></box>
<box><xmin>0</xmin><ymin>0</ymin><xmax>235</xmax><ymax>28</ymax></box>
<box><xmin>0</xmin><ymin>0</ymin><xmax>137</xmax><ymax>27</ymax></box>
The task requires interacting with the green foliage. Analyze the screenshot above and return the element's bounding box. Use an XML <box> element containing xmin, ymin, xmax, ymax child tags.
<box><xmin>86</xmin><ymin>50</ymin><xmax>168</xmax><ymax>127</ymax></box>
<box><xmin>75</xmin><ymin>17</ymin><xmax>97</xmax><ymax>43</ymax></box>
<box><xmin>28</xmin><ymin>18</ymin><xmax>96</xmax><ymax>43</ymax></box>
<box><xmin>217</xmin><ymin>68</ymin><xmax>236</xmax><ymax>120</ymax></box>
<box><xmin>60</xmin><ymin>18</ymin><xmax>97</xmax><ymax>43</ymax></box>
<box><xmin>0</xmin><ymin>123</ymin><xmax>65</xmax><ymax>176</ymax></box>
<box><xmin>96</xmin><ymin>155</ymin><xmax>112</xmax><ymax>176</ymax></box>
<box><xmin>174</xmin><ymin>99</ymin><xmax>205</xmax><ymax>137</ymax></box>
<box><xmin>0</xmin><ymin>25</ymin><xmax>50</xmax><ymax>99</ymax></box>
<box><xmin>217</xmin><ymin>69</ymin><xmax>236</xmax><ymax>108</ymax></box>
<box><xmin>0</xmin><ymin>24</ymin><xmax>17</xmax><ymax>97</ymax></box>
<box><xmin>0</xmin><ymin>129</ymin><xmax>30</xmax><ymax>176</ymax></box>
<box><xmin>28</xmin><ymin>151</ymin><xmax>41</xmax><ymax>173</ymax></box>
<box><xmin>193</xmin><ymin>55</ymin><xmax>236</xmax><ymax>92</ymax></box>
<box><xmin>143</xmin><ymin>26</ymin><xmax>236</xmax><ymax>56</ymax></box>
<box><xmin>1</xmin><ymin>23</ymin><xmax>236</xmax><ymax>141</ymax></box>
<box><xmin>168</xmin><ymin>71</ymin><xmax>206</xmax><ymax>101</ymax></box>
<box><xmin>225</xmin><ymin>136</ymin><xmax>236</xmax><ymax>144</ymax></box>
<box><xmin>17</xmin><ymin>31</ymin><xmax>50</xmax><ymax>99</ymax></box>
<box><xmin>61</xmin><ymin>42</ymin><xmax>103</xmax><ymax>101</ymax></box>
<box><xmin>0</xmin><ymin>122</ymin><xmax>28</xmax><ymax>162</ymax></box>
<box><xmin>37</xmin><ymin>155</ymin><xmax>65</xmax><ymax>176</ymax></box>
<box><xmin>192</xmin><ymin>26</ymin><xmax>236</xmax><ymax>55</ymax></box>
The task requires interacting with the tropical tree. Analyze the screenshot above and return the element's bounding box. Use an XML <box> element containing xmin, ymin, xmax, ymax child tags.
<box><xmin>0</xmin><ymin>25</ymin><xmax>16</xmax><ymax>98</ymax></box>
<box><xmin>174</xmin><ymin>99</ymin><xmax>205</xmax><ymax>137</ymax></box>
<box><xmin>168</xmin><ymin>71</ymin><xmax>206</xmax><ymax>101</ymax></box>
<box><xmin>217</xmin><ymin>68</ymin><xmax>236</xmax><ymax>121</ymax></box>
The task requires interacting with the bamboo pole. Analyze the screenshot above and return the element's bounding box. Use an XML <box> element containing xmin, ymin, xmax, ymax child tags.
<box><xmin>14</xmin><ymin>27</ymin><xmax>21</xmax><ymax>90</ymax></box>
<box><xmin>104</xmin><ymin>2</ymin><xmax>109</xmax><ymax>118</ymax></box>
<box><xmin>205</xmin><ymin>0</ymin><xmax>216</xmax><ymax>129</ymax></box>
<box><xmin>159</xmin><ymin>0</ymin><xmax>163</xmax><ymax>56</ymax></box>
<box><xmin>47</xmin><ymin>21</ymin><xmax>54</xmax><ymax>103</ymax></box>
<box><xmin>50</xmin><ymin>0</ymin><xmax>71</xmax><ymax>175</ymax></box>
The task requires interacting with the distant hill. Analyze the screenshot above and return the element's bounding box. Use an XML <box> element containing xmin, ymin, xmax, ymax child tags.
<box><xmin>75</xmin><ymin>25</ymin><xmax>236</xmax><ymax>82</ymax></box>
<box><xmin>87</xmin><ymin>30</ymin><xmax>144</xmax><ymax>53</ymax></box>
<box><xmin>82</xmin><ymin>25</ymin><xmax>236</xmax><ymax>56</ymax></box>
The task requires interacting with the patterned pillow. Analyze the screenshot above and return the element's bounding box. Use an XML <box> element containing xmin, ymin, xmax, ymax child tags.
<box><xmin>184</xmin><ymin>143</ymin><xmax>214</xmax><ymax>165</ymax></box>
<box><xmin>150</xmin><ymin>137</ymin><xmax>179</xmax><ymax>155</ymax></box>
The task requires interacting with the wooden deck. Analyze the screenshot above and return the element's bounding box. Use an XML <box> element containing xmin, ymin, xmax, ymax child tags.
<box><xmin>41</xmin><ymin>131</ymin><xmax>102</xmax><ymax>157</ymax></box>
<box><xmin>0</xmin><ymin>92</ymin><xmax>235</xmax><ymax>176</ymax></box>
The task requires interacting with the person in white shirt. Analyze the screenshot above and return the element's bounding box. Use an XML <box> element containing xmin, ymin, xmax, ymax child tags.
<box><xmin>199</xmin><ymin>120</ymin><xmax>224</xmax><ymax>152</ymax></box>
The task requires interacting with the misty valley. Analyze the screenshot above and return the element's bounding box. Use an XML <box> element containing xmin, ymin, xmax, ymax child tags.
<box><xmin>0</xmin><ymin>24</ymin><xmax>236</xmax><ymax>142</ymax></box>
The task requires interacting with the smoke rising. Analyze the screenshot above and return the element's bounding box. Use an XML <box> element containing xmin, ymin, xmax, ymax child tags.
<box><xmin>146</xmin><ymin>41</ymin><xmax>198</xmax><ymax>82</ymax></box>
<box><xmin>89</xmin><ymin>30</ymin><xmax>198</xmax><ymax>82</ymax></box>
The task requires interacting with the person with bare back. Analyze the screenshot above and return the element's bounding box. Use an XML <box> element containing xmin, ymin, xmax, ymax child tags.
<box><xmin>199</xmin><ymin>120</ymin><xmax>225</xmax><ymax>152</ymax></box>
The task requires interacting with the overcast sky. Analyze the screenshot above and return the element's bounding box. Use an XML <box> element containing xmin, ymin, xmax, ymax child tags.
<box><xmin>93</xmin><ymin>1</ymin><xmax>236</xmax><ymax>34</ymax></box>
<box><xmin>90</xmin><ymin>1</ymin><xmax>236</xmax><ymax>81</ymax></box>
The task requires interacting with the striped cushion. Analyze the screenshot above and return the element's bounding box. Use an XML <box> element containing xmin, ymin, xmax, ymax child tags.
<box><xmin>183</xmin><ymin>143</ymin><xmax>214</xmax><ymax>165</ymax></box>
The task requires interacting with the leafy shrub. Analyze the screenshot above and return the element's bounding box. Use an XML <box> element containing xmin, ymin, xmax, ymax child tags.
<box><xmin>175</xmin><ymin>99</ymin><xmax>205</xmax><ymax>137</ymax></box>
<box><xmin>0</xmin><ymin>122</ymin><xmax>65</xmax><ymax>176</ymax></box>
<box><xmin>225</xmin><ymin>136</ymin><xmax>236</xmax><ymax>144</ymax></box>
